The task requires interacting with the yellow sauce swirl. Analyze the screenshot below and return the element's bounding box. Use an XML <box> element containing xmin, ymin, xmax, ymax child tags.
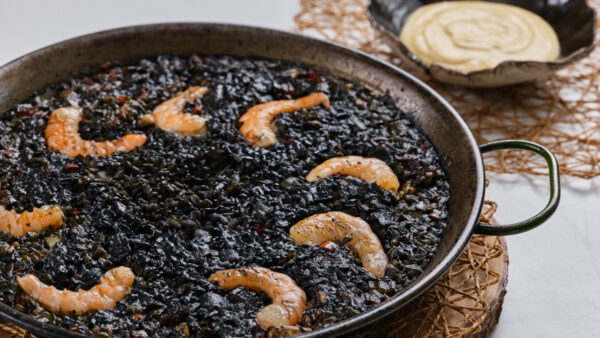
<box><xmin>400</xmin><ymin>1</ymin><xmax>560</xmax><ymax>72</ymax></box>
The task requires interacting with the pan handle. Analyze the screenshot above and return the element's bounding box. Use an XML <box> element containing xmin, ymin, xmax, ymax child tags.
<box><xmin>475</xmin><ymin>140</ymin><xmax>561</xmax><ymax>236</ymax></box>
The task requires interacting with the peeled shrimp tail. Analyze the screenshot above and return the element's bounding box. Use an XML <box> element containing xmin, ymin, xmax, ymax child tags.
<box><xmin>17</xmin><ymin>266</ymin><xmax>134</xmax><ymax>315</ymax></box>
<box><xmin>239</xmin><ymin>92</ymin><xmax>330</xmax><ymax>147</ymax></box>
<box><xmin>152</xmin><ymin>86</ymin><xmax>209</xmax><ymax>136</ymax></box>
<box><xmin>290</xmin><ymin>211</ymin><xmax>388</xmax><ymax>278</ymax></box>
<box><xmin>0</xmin><ymin>205</ymin><xmax>64</xmax><ymax>237</ymax></box>
<box><xmin>209</xmin><ymin>266</ymin><xmax>306</xmax><ymax>329</ymax></box>
<box><xmin>306</xmin><ymin>156</ymin><xmax>400</xmax><ymax>193</ymax></box>
<box><xmin>45</xmin><ymin>106</ymin><xmax>147</xmax><ymax>158</ymax></box>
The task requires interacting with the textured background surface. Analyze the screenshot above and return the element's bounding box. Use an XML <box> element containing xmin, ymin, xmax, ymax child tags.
<box><xmin>1</xmin><ymin>1</ymin><xmax>599</xmax><ymax>337</ymax></box>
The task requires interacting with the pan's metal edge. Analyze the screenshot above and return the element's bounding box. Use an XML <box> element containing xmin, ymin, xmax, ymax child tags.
<box><xmin>0</xmin><ymin>23</ymin><xmax>485</xmax><ymax>338</ymax></box>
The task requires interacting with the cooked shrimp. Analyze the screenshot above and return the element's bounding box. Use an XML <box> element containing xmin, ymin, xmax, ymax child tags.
<box><xmin>290</xmin><ymin>212</ymin><xmax>388</xmax><ymax>278</ymax></box>
<box><xmin>209</xmin><ymin>266</ymin><xmax>306</xmax><ymax>329</ymax></box>
<box><xmin>152</xmin><ymin>86</ymin><xmax>209</xmax><ymax>136</ymax></box>
<box><xmin>0</xmin><ymin>205</ymin><xmax>64</xmax><ymax>237</ymax></box>
<box><xmin>45</xmin><ymin>107</ymin><xmax>147</xmax><ymax>158</ymax></box>
<box><xmin>17</xmin><ymin>266</ymin><xmax>134</xmax><ymax>315</ymax></box>
<box><xmin>239</xmin><ymin>92</ymin><xmax>330</xmax><ymax>147</ymax></box>
<box><xmin>306</xmin><ymin>156</ymin><xmax>400</xmax><ymax>193</ymax></box>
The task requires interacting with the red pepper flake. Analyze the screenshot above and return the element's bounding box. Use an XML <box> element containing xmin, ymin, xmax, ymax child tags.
<box><xmin>82</xmin><ymin>77</ymin><xmax>93</xmax><ymax>85</ymax></box>
<box><xmin>307</xmin><ymin>71</ymin><xmax>321</xmax><ymax>82</ymax></box>
<box><xmin>254</xmin><ymin>224</ymin><xmax>267</xmax><ymax>233</ymax></box>
<box><xmin>131</xmin><ymin>314</ymin><xmax>143</xmax><ymax>320</ymax></box>
<box><xmin>388</xmin><ymin>121</ymin><xmax>402</xmax><ymax>131</ymax></box>
<box><xmin>108</xmin><ymin>68</ymin><xmax>120</xmax><ymax>78</ymax></box>
<box><xmin>16</xmin><ymin>107</ymin><xmax>38</xmax><ymax>117</ymax></box>
<box><xmin>283</xmin><ymin>138</ymin><xmax>295</xmax><ymax>146</ymax></box>
<box><xmin>320</xmin><ymin>241</ymin><xmax>335</xmax><ymax>252</ymax></box>
<box><xmin>64</xmin><ymin>164</ymin><xmax>78</xmax><ymax>173</ymax></box>
<box><xmin>71</xmin><ymin>211</ymin><xmax>80</xmax><ymax>215</ymax></box>
<box><xmin>337</xmin><ymin>145</ymin><xmax>344</xmax><ymax>152</ymax></box>
<box><xmin>112</xmin><ymin>119</ymin><xmax>120</xmax><ymax>126</ymax></box>
<box><xmin>429</xmin><ymin>213</ymin><xmax>441</xmax><ymax>221</ymax></box>
<box><xmin>189</xmin><ymin>54</ymin><xmax>203</xmax><ymax>63</ymax></box>
<box><xmin>118</xmin><ymin>96</ymin><xmax>127</xmax><ymax>104</ymax></box>
<box><xmin>192</xmin><ymin>107</ymin><xmax>200</xmax><ymax>114</ymax></box>
<box><xmin>136</xmin><ymin>87</ymin><xmax>147</xmax><ymax>100</ymax></box>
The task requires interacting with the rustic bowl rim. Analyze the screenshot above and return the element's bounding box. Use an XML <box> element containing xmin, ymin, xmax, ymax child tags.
<box><xmin>366</xmin><ymin>0</ymin><xmax>597</xmax><ymax>85</ymax></box>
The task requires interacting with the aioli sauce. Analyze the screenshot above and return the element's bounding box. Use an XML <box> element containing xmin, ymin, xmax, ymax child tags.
<box><xmin>400</xmin><ymin>1</ymin><xmax>560</xmax><ymax>72</ymax></box>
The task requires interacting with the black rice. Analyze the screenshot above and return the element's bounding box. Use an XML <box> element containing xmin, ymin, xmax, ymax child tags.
<box><xmin>0</xmin><ymin>55</ymin><xmax>449</xmax><ymax>337</ymax></box>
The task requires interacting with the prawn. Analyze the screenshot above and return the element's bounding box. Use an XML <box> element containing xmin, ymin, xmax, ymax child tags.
<box><xmin>239</xmin><ymin>92</ymin><xmax>330</xmax><ymax>147</ymax></box>
<box><xmin>0</xmin><ymin>205</ymin><xmax>64</xmax><ymax>237</ymax></box>
<box><xmin>45</xmin><ymin>107</ymin><xmax>147</xmax><ymax>158</ymax></box>
<box><xmin>208</xmin><ymin>266</ymin><xmax>306</xmax><ymax>329</ymax></box>
<box><xmin>17</xmin><ymin>266</ymin><xmax>134</xmax><ymax>315</ymax></box>
<box><xmin>290</xmin><ymin>211</ymin><xmax>388</xmax><ymax>278</ymax></box>
<box><xmin>152</xmin><ymin>86</ymin><xmax>209</xmax><ymax>136</ymax></box>
<box><xmin>306</xmin><ymin>156</ymin><xmax>400</xmax><ymax>193</ymax></box>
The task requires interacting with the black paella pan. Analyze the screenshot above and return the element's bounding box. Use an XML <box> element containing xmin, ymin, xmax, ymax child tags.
<box><xmin>0</xmin><ymin>24</ymin><xmax>560</xmax><ymax>337</ymax></box>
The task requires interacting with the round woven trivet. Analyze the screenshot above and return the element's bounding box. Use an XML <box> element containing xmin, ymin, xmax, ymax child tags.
<box><xmin>0</xmin><ymin>202</ymin><xmax>505</xmax><ymax>338</ymax></box>
<box><xmin>354</xmin><ymin>236</ymin><xmax>507</xmax><ymax>337</ymax></box>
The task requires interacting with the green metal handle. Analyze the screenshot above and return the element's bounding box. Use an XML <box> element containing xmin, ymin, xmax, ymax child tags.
<box><xmin>476</xmin><ymin>140</ymin><xmax>561</xmax><ymax>236</ymax></box>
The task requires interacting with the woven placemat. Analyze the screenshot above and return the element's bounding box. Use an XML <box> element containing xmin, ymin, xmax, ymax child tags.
<box><xmin>295</xmin><ymin>0</ymin><xmax>600</xmax><ymax>179</ymax></box>
<box><xmin>0</xmin><ymin>322</ymin><xmax>34</xmax><ymax>338</ymax></box>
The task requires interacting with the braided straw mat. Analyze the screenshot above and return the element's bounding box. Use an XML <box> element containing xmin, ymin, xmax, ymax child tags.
<box><xmin>296</xmin><ymin>0</ymin><xmax>600</xmax><ymax>179</ymax></box>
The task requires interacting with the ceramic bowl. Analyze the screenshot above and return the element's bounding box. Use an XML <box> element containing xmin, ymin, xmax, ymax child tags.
<box><xmin>367</xmin><ymin>0</ymin><xmax>597</xmax><ymax>87</ymax></box>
